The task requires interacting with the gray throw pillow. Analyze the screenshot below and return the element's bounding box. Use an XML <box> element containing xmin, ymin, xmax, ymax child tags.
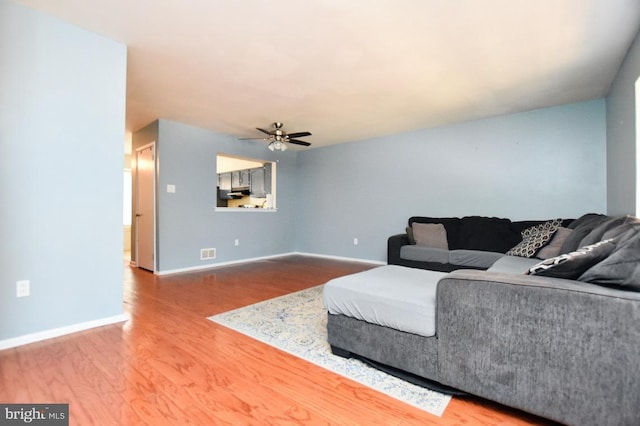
<box><xmin>579</xmin><ymin>227</ymin><xmax>640</xmax><ymax>290</ymax></box>
<box><xmin>412</xmin><ymin>223</ymin><xmax>448</xmax><ymax>249</ymax></box>
<box><xmin>578</xmin><ymin>216</ymin><xmax>627</xmax><ymax>247</ymax></box>
<box><xmin>536</xmin><ymin>227</ymin><xmax>573</xmax><ymax>259</ymax></box>
<box><xmin>506</xmin><ymin>219</ymin><xmax>563</xmax><ymax>258</ymax></box>
<box><xmin>560</xmin><ymin>214</ymin><xmax>609</xmax><ymax>253</ymax></box>
<box><xmin>528</xmin><ymin>239</ymin><xmax>616</xmax><ymax>279</ymax></box>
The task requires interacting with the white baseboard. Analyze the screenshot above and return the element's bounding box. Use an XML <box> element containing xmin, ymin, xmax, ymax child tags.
<box><xmin>0</xmin><ymin>313</ymin><xmax>130</xmax><ymax>351</ymax></box>
<box><xmin>292</xmin><ymin>252</ymin><xmax>386</xmax><ymax>265</ymax></box>
<box><xmin>155</xmin><ymin>252</ymin><xmax>298</xmax><ymax>275</ymax></box>
<box><xmin>154</xmin><ymin>252</ymin><xmax>384</xmax><ymax>276</ymax></box>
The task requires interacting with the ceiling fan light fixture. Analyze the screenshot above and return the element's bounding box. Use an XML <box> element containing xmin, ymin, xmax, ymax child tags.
<box><xmin>241</xmin><ymin>122</ymin><xmax>311</xmax><ymax>151</ymax></box>
<box><xmin>268</xmin><ymin>140</ymin><xmax>287</xmax><ymax>151</ymax></box>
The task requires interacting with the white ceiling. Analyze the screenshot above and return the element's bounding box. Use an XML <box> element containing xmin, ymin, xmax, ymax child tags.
<box><xmin>14</xmin><ymin>0</ymin><xmax>640</xmax><ymax>149</ymax></box>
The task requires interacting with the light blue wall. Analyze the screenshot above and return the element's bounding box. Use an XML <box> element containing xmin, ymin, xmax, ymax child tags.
<box><xmin>296</xmin><ymin>100</ymin><xmax>607</xmax><ymax>262</ymax></box>
<box><xmin>0</xmin><ymin>0</ymin><xmax>127</xmax><ymax>340</ymax></box>
<box><xmin>150</xmin><ymin>120</ymin><xmax>298</xmax><ymax>272</ymax></box>
<box><xmin>606</xmin><ymin>30</ymin><xmax>640</xmax><ymax>216</ymax></box>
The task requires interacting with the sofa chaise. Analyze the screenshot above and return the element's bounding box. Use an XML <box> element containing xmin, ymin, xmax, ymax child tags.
<box><xmin>324</xmin><ymin>213</ymin><xmax>640</xmax><ymax>425</ymax></box>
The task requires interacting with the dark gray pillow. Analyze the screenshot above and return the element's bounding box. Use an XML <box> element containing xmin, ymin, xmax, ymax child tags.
<box><xmin>579</xmin><ymin>227</ymin><xmax>640</xmax><ymax>290</ymax></box>
<box><xmin>578</xmin><ymin>216</ymin><xmax>627</xmax><ymax>247</ymax></box>
<box><xmin>567</xmin><ymin>213</ymin><xmax>608</xmax><ymax>230</ymax></box>
<box><xmin>527</xmin><ymin>239</ymin><xmax>616</xmax><ymax>279</ymax></box>
<box><xmin>560</xmin><ymin>214</ymin><xmax>610</xmax><ymax>253</ymax></box>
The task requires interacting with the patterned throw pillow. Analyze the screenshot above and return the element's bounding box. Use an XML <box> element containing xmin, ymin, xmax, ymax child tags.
<box><xmin>527</xmin><ymin>239</ymin><xmax>616</xmax><ymax>279</ymax></box>
<box><xmin>506</xmin><ymin>219</ymin><xmax>563</xmax><ymax>258</ymax></box>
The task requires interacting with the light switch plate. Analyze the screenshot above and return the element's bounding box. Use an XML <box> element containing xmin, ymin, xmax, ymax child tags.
<box><xmin>16</xmin><ymin>280</ymin><xmax>30</xmax><ymax>297</ymax></box>
<box><xmin>167</xmin><ymin>184</ymin><xmax>176</xmax><ymax>193</ymax></box>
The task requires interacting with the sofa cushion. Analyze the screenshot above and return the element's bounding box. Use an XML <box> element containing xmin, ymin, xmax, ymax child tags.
<box><xmin>412</xmin><ymin>223</ymin><xmax>448</xmax><ymax>249</ymax></box>
<box><xmin>579</xmin><ymin>226</ymin><xmax>640</xmax><ymax>290</ymax></box>
<box><xmin>560</xmin><ymin>213</ymin><xmax>609</xmax><ymax>253</ymax></box>
<box><xmin>489</xmin><ymin>255</ymin><xmax>541</xmax><ymax>273</ymax></box>
<box><xmin>536</xmin><ymin>227</ymin><xmax>573</xmax><ymax>259</ymax></box>
<box><xmin>400</xmin><ymin>245</ymin><xmax>449</xmax><ymax>264</ymax></box>
<box><xmin>449</xmin><ymin>250</ymin><xmax>504</xmax><ymax>269</ymax></box>
<box><xmin>527</xmin><ymin>239</ymin><xmax>616</xmax><ymax>279</ymax></box>
<box><xmin>506</xmin><ymin>219</ymin><xmax>563</xmax><ymax>258</ymax></box>
<box><xmin>323</xmin><ymin>265</ymin><xmax>446</xmax><ymax>337</ymax></box>
<box><xmin>458</xmin><ymin>216</ymin><xmax>519</xmax><ymax>252</ymax></box>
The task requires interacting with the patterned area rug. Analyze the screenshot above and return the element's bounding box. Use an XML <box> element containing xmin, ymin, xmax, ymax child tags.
<box><xmin>208</xmin><ymin>285</ymin><xmax>450</xmax><ymax>417</ymax></box>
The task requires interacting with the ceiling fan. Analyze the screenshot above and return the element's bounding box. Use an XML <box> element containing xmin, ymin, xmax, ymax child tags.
<box><xmin>239</xmin><ymin>122</ymin><xmax>312</xmax><ymax>151</ymax></box>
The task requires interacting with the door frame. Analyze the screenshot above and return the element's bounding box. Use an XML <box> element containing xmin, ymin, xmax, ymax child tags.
<box><xmin>135</xmin><ymin>141</ymin><xmax>157</xmax><ymax>272</ymax></box>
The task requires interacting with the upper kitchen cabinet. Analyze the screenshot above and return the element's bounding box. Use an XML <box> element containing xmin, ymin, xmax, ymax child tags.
<box><xmin>218</xmin><ymin>172</ymin><xmax>231</xmax><ymax>191</ymax></box>
<box><xmin>231</xmin><ymin>169</ymin><xmax>251</xmax><ymax>190</ymax></box>
<box><xmin>216</xmin><ymin>153</ymin><xmax>276</xmax><ymax>210</ymax></box>
<box><xmin>249</xmin><ymin>163</ymin><xmax>272</xmax><ymax>198</ymax></box>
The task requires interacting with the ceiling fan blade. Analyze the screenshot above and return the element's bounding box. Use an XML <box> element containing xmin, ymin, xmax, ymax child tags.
<box><xmin>287</xmin><ymin>131</ymin><xmax>312</xmax><ymax>138</ymax></box>
<box><xmin>288</xmin><ymin>139</ymin><xmax>311</xmax><ymax>146</ymax></box>
<box><xmin>256</xmin><ymin>127</ymin><xmax>272</xmax><ymax>135</ymax></box>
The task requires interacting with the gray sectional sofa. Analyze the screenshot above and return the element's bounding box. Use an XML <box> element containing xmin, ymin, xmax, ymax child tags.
<box><xmin>324</xmin><ymin>213</ymin><xmax>640</xmax><ymax>426</ymax></box>
<box><xmin>387</xmin><ymin>215</ymin><xmax>575</xmax><ymax>271</ymax></box>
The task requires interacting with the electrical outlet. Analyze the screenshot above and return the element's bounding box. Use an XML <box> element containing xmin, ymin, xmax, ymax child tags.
<box><xmin>16</xmin><ymin>280</ymin><xmax>30</xmax><ymax>298</ymax></box>
<box><xmin>353</xmin><ymin>238</ymin><xmax>359</xmax><ymax>245</ymax></box>
<box><xmin>234</xmin><ymin>239</ymin><xmax>240</xmax><ymax>246</ymax></box>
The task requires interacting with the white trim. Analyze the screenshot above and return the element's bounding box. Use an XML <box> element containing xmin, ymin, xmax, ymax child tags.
<box><xmin>155</xmin><ymin>252</ymin><xmax>384</xmax><ymax>276</ymax></box>
<box><xmin>155</xmin><ymin>252</ymin><xmax>297</xmax><ymax>275</ymax></box>
<box><xmin>0</xmin><ymin>313</ymin><xmax>130</xmax><ymax>351</ymax></box>
<box><xmin>293</xmin><ymin>252</ymin><xmax>386</xmax><ymax>265</ymax></box>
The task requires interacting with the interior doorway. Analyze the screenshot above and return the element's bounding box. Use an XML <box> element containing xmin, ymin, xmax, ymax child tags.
<box><xmin>135</xmin><ymin>142</ymin><xmax>156</xmax><ymax>272</ymax></box>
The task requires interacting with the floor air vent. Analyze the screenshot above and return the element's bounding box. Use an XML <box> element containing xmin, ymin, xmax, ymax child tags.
<box><xmin>200</xmin><ymin>248</ymin><xmax>216</xmax><ymax>260</ymax></box>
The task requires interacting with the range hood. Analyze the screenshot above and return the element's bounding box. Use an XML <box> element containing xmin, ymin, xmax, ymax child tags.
<box><xmin>218</xmin><ymin>188</ymin><xmax>249</xmax><ymax>200</ymax></box>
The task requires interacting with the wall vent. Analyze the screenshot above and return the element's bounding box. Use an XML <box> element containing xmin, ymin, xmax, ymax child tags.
<box><xmin>200</xmin><ymin>248</ymin><xmax>216</xmax><ymax>260</ymax></box>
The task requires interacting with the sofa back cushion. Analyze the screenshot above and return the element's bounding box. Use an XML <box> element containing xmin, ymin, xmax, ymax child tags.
<box><xmin>458</xmin><ymin>216</ymin><xmax>520</xmax><ymax>252</ymax></box>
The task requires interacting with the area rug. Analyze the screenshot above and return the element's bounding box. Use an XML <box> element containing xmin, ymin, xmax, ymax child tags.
<box><xmin>208</xmin><ymin>285</ymin><xmax>451</xmax><ymax>417</ymax></box>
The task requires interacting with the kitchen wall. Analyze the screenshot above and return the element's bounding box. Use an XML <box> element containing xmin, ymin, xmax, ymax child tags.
<box><xmin>606</xmin><ymin>29</ymin><xmax>640</xmax><ymax>216</ymax></box>
<box><xmin>138</xmin><ymin>119</ymin><xmax>298</xmax><ymax>273</ymax></box>
<box><xmin>0</xmin><ymin>0</ymin><xmax>127</xmax><ymax>342</ymax></box>
<box><xmin>295</xmin><ymin>100</ymin><xmax>607</xmax><ymax>262</ymax></box>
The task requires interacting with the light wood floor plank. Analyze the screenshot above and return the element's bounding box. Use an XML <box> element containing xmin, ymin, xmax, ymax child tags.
<box><xmin>0</xmin><ymin>255</ymin><xmax>556</xmax><ymax>425</ymax></box>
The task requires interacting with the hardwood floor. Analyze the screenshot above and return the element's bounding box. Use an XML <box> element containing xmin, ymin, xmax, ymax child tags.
<box><xmin>0</xmin><ymin>255</ymin><xmax>555</xmax><ymax>425</ymax></box>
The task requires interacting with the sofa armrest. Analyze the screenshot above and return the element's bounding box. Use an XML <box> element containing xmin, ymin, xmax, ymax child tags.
<box><xmin>436</xmin><ymin>270</ymin><xmax>640</xmax><ymax>425</ymax></box>
<box><xmin>387</xmin><ymin>233</ymin><xmax>410</xmax><ymax>265</ymax></box>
